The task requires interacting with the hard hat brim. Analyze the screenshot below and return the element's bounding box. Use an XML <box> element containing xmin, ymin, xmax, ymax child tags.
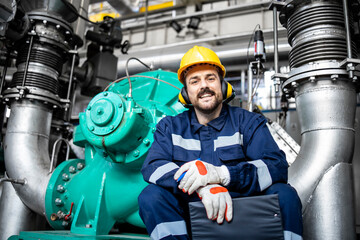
<box><xmin>178</xmin><ymin>61</ymin><xmax>226</xmax><ymax>84</ymax></box>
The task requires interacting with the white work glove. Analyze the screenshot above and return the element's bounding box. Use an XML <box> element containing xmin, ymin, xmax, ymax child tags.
<box><xmin>174</xmin><ymin>159</ymin><xmax>230</xmax><ymax>194</ymax></box>
<box><xmin>196</xmin><ymin>184</ymin><xmax>233</xmax><ymax>224</ymax></box>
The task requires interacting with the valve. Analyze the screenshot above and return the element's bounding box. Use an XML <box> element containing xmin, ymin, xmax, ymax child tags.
<box><xmin>64</xmin><ymin>202</ymin><xmax>74</xmax><ymax>221</ymax></box>
<box><xmin>254</xmin><ymin>29</ymin><xmax>266</xmax><ymax>62</ymax></box>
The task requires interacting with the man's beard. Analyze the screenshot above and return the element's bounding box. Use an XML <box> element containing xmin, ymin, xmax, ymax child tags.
<box><xmin>193</xmin><ymin>87</ymin><xmax>223</xmax><ymax>114</ymax></box>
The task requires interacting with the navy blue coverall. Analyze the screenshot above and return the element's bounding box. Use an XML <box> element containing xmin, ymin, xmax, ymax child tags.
<box><xmin>139</xmin><ymin>104</ymin><xmax>303</xmax><ymax>240</ymax></box>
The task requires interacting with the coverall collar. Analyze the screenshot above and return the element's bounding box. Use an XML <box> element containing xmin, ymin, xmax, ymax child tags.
<box><xmin>190</xmin><ymin>104</ymin><xmax>229</xmax><ymax>133</ymax></box>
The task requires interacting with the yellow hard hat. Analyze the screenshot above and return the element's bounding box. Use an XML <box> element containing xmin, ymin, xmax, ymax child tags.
<box><xmin>177</xmin><ymin>46</ymin><xmax>226</xmax><ymax>84</ymax></box>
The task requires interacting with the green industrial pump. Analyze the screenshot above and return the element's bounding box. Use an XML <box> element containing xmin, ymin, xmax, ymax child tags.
<box><xmin>16</xmin><ymin>70</ymin><xmax>184</xmax><ymax>239</ymax></box>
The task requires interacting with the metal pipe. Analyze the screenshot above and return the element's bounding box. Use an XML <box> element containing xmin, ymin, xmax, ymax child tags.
<box><xmin>0</xmin><ymin>57</ymin><xmax>7</xmax><ymax>95</ymax></box>
<box><xmin>3</xmin><ymin>100</ymin><xmax>52</xmax><ymax>215</ymax></box>
<box><xmin>64</xmin><ymin>46</ymin><xmax>78</xmax><ymax>121</ymax></box>
<box><xmin>130</xmin><ymin>0</ymin><xmax>149</xmax><ymax>47</ymax></box>
<box><xmin>66</xmin><ymin>46</ymin><xmax>77</xmax><ymax>101</ymax></box>
<box><xmin>49</xmin><ymin>138</ymin><xmax>70</xmax><ymax>173</ymax></box>
<box><xmin>21</xmin><ymin>35</ymin><xmax>34</xmax><ymax>88</ymax></box>
<box><xmin>121</xmin><ymin>1</ymin><xmax>271</xmax><ymax>31</ymax></box>
<box><xmin>272</xmin><ymin>6</ymin><xmax>279</xmax><ymax>74</ymax></box>
<box><xmin>116</xmin><ymin>39</ymin><xmax>291</xmax><ymax>77</ymax></box>
<box><xmin>288</xmin><ymin>79</ymin><xmax>357</xmax><ymax>217</ymax></box>
<box><xmin>342</xmin><ymin>0</ymin><xmax>352</xmax><ymax>59</ymax></box>
<box><xmin>302</xmin><ymin>163</ymin><xmax>356</xmax><ymax>239</ymax></box>
<box><xmin>280</xmin><ymin>1</ymin><xmax>358</xmax><ymax>238</ymax></box>
<box><xmin>342</xmin><ymin>0</ymin><xmax>354</xmax><ymax>79</ymax></box>
<box><xmin>247</xmin><ymin>65</ymin><xmax>253</xmax><ymax>112</ymax></box>
<box><xmin>172</xmin><ymin>0</ymin><xmax>177</xmax><ymax>18</ymax></box>
<box><xmin>0</xmin><ymin>180</ymin><xmax>38</xmax><ymax>240</ymax></box>
<box><xmin>0</xmin><ymin>177</ymin><xmax>25</xmax><ymax>185</ymax></box>
<box><xmin>125</xmin><ymin>57</ymin><xmax>152</xmax><ymax>98</ymax></box>
<box><xmin>241</xmin><ymin>70</ymin><xmax>246</xmax><ymax>100</ymax></box>
<box><xmin>130</xmin><ymin>28</ymin><xmax>287</xmax><ymax>52</ymax></box>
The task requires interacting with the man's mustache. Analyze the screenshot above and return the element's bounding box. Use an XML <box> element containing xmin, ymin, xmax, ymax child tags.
<box><xmin>197</xmin><ymin>88</ymin><xmax>215</xmax><ymax>98</ymax></box>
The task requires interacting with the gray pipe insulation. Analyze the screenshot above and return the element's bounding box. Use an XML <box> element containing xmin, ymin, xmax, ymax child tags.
<box><xmin>115</xmin><ymin>40</ymin><xmax>291</xmax><ymax>77</ymax></box>
<box><xmin>280</xmin><ymin>0</ymin><xmax>358</xmax><ymax>238</ymax></box>
<box><xmin>3</xmin><ymin>100</ymin><xmax>52</xmax><ymax>216</ymax></box>
<box><xmin>288</xmin><ymin>79</ymin><xmax>357</xmax><ymax>239</ymax></box>
<box><xmin>289</xmin><ymin>80</ymin><xmax>357</xmax><ymax>206</ymax></box>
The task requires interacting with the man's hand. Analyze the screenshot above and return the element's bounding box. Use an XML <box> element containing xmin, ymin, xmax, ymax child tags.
<box><xmin>174</xmin><ymin>160</ymin><xmax>230</xmax><ymax>194</ymax></box>
<box><xmin>197</xmin><ymin>184</ymin><xmax>233</xmax><ymax>224</ymax></box>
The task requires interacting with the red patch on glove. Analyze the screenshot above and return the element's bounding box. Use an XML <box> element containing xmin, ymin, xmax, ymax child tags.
<box><xmin>195</xmin><ymin>161</ymin><xmax>208</xmax><ymax>175</ymax></box>
<box><xmin>210</xmin><ymin>186</ymin><xmax>228</xmax><ymax>194</ymax></box>
<box><xmin>225</xmin><ymin>205</ymin><xmax>229</xmax><ymax>222</ymax></box>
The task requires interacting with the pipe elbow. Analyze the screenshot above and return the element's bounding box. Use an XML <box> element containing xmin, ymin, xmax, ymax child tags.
<box><xmin>4</xmin><ymin>100</ymin><xmax>53</xmax><ymax>215</ymax></box>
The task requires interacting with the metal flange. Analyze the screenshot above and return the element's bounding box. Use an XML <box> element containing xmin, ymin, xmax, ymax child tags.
<box><xmin>3</xmin><ymin>86</ymin><xmax>61</xmax><ymax>108</ymax></box>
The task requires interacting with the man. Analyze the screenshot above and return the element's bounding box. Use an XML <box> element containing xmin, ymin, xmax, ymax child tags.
<box><xmin>138</xmin><ymin>46</ymin><xmax>303</xmax><ymax>240</ymax></box>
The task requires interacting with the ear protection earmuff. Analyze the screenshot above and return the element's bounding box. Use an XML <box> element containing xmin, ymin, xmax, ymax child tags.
<box><xmin>221</xmin><ymin>80</ymin><xmax>235</xmax><ymax>104</ymax></box>
<box><xmin>178</xmin><ymin>80</ymin><xmax>235</xmax><ymax>108</ymax></box>
<box><xmin>178</xmin><ymin>88</ymin><xmax>191</xmax><ymax>107</ymax></box>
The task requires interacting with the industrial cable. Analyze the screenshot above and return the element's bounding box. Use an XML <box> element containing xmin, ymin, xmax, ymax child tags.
<box><xmin>60</xmin><ymin>0</ymin><xmax>99</xmax><ymax>25</ymax></box>
<box><xmin>125</xmin><ymin>57</ymin><xmax>152</xmax><ymax>97</ymax></box>
<box><xmin>103</xmin><ymin>74</ymin><xmax>181</xmax><ymax>92</ymax></box>
<box><xmin>246</xmin><ymin>24</ymin><xmax>261</xmax><ymax>68</ymax></box>
<box><xmin>246</xmin><ymin>24</ymin><xmax>261</xmax><ymax>111</ymax></box>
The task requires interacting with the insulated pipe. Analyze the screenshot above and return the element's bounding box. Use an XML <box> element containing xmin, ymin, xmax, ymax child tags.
<box><xmin>282</xmin><ymin>0</ymin><xmax>357</xmax><ymax>209</ymax></box>
<box><xmin>279</xmin><ymin>1</ymin><xmax>358</xmax><ymax>238</ymax></box>
<box><xmin>303</xmin><ymin>162</ymin><xmax>356</xmax><ymax>239</ymax></box>
<box><xmin>288</xmin><ymin>80</ymin><xmax>357</xmax><ymax>203</ymax></box>
<box><xmin>0</xmin><ymin>180</ymin><xmax>38</xmax><ymax>240</ymax></box>
<box><xmin>3</xmin><ymin>100</ymin><xmax>52</xmax><ymax>215</ymax></box>
<box><xmin>116</xmin><ymin>40</ymin><xmax>291</xmax><ymax>77</ymax></box>
<box><xmin>288</xmin><ymin>79</ymin><xmax>357</xmax><ymax>238</ymax></box>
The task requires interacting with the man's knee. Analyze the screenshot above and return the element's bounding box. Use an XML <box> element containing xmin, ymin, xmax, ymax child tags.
<box><xmin>265</xmin><ymin>183</ymin><xmax>303</xmax><ymax>236</ymax></box>
<box><xmin>138</xmin><ymin>185</ymin><xmax>189</xmax><ymax>239</ymax></box>
<box><xmin>138</xmin><ymin>184</ymin><xmax>168</xmax><ymax>209</ymax></box>
<box><xmin>265</xmin><ymin>183</ymin><xmax>302</xmax><ymax>209</ymax></box>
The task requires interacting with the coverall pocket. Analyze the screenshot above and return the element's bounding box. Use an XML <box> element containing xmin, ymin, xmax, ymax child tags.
<box><xmin>173</xmin><ymin>150</ymin><xmax>199</xmax><ymax>164</ymax></box>
<box><xmin>218</xmin><ymin>146</ymin><xmax>246</xmax><ymax>162</ymax></box>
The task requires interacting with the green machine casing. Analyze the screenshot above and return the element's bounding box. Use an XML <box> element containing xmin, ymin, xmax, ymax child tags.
<box><xmin>13</xmin><ymin>70</ymin><xmax>184</xmax><ymax>239</ymax></box>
